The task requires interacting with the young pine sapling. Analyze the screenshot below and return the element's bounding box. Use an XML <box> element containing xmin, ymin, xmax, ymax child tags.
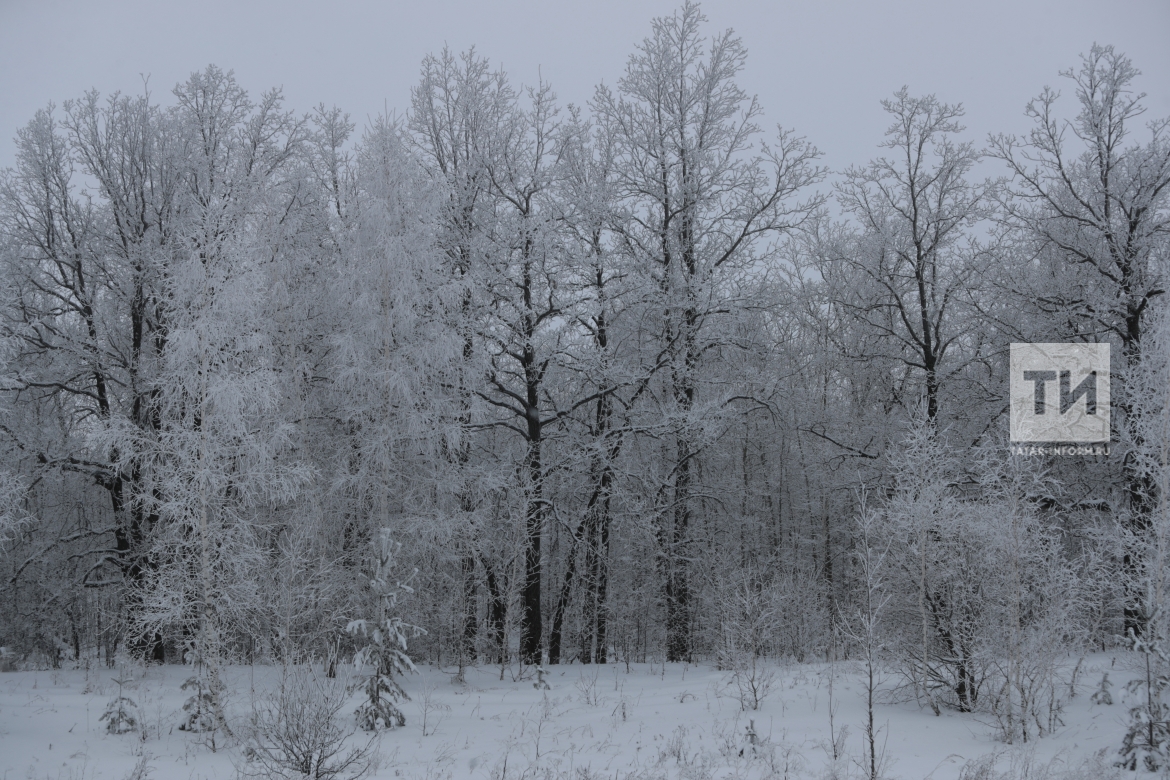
<box><xmin>347</xmin><ymin>529</ymin><xmax>424</xmax><ymax>730</ymax></box>
<box><xmin>1118</xmin><ymin>626</ymin><xmax>1170</xmax><ymax>771</ymax></box>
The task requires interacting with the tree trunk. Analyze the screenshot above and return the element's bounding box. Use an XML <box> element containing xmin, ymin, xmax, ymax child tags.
<box><xmin>548</xmin><ymin>522</ymin><xmax>583</xmax><ymax>665</ymax></box>
<box><xmin>666</xmin><ymin>433</ymin><xmax>692</xmax><ymax>663</ymax></box>
<box><xmin>484</xmin><ymin>562</ymin><xmax>507</xmax><ymax>664</ymax></box>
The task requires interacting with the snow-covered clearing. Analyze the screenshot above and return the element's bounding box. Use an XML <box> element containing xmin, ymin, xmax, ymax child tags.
<box><xmin>0</xmin><ymin>655</ymin><xmax>1135</xmax><ymax>780</ymax></box>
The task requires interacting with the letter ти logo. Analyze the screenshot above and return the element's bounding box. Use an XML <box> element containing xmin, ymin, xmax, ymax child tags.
<box><xmin>1010</xmin><ymin>343</ymin><xmax>1109</xmax><ymax>443</ymax></box>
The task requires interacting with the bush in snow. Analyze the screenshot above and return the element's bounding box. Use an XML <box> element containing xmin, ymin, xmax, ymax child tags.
<box><xmin>239</xmin><ymin>665</ymin><xmax>372</xmax><ymax>780</ymax></box>
<box><xmin>712</xmin><ymin>566</ymin><xmax>780</xmax><ymax>711</ymax></box>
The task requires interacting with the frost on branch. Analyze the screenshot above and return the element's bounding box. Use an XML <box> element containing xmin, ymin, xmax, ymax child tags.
<box><xmin>347</xmin><ymin>528</ymin><xmax>424</xmax><ymax>730</ymax></box>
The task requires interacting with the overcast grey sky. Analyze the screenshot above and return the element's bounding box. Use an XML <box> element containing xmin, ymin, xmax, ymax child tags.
<box><xmin>1</xmin><ymin>0</ymin><xmax>1167</xmax><ymax>176</ymax></box>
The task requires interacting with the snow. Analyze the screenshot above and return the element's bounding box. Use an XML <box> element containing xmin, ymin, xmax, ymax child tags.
<box><xmin>0</xmin><ymin>654</ymin><xmax>1137</xmax><ymax>779</ymax></box>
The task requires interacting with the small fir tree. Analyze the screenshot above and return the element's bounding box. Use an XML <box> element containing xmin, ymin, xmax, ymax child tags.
<box><xmin>347</xmin><ymin>529</ymin><xmax>423</xmax><ymax>730</ymax></box>
<box><xmin>1092</xmin><ymin>673</ymin><xmax>1114</xmax><ymax>706</ymax></box>
<box><xmin>1119</xmin><ymin>625</ymin><xmax>1170</xmax><ymax>771</ymax></box>
<box><xmin>100</xmin><ymin>677</ymin><xmax>141</xmax><ymax>736</ymax></box>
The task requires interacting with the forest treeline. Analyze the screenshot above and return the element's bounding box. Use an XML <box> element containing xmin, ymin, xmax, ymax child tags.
<box><xmin>1</xmin><ymin>1</ymin><xmax>1168</xmax><ymax>731</ymax></box>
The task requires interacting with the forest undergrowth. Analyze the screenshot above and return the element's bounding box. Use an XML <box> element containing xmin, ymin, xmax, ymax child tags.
<box><xmin>0</xmin><ymin>653</ymin><xmax>1147</xmax><ymax>780</ymax></box>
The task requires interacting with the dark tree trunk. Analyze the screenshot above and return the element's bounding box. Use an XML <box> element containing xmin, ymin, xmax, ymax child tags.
<box><xmin>517</xmin><ymin>236</ymin><xmax>549</xmax><ymax>665</ymax></box>
<box><xmin>581</xmin><ymin>480</ymin><xmax>612</xmax><ymax>664</ymax></box>
<box><xmin>521</xmin><ymin>434</ymin><xmax>545</xmax><ymax>664</ymax></box>
<box><xmin>484</xmin><ymin>562</ymin><xmax>507</xmax><ymax>664</ymax></box>
<box><xmin>665</xmin><ymin>305</ymin><xmax>697</xmax><ymax>664</ymax></box>
<box><xmin>665</xmin><ymin>434</ymin><xmax>692</xmax><ymax>663</ymax></box>
<box><xmin>461</xmin><ymin>551</ymin><xmax>477</xmax><ymax>662</ymax></box>
<box><xmin>1121</xmin><ymin>327</ymin><xmax>1155</xmax><ymax>638</ymax></box>
<box><xmin>547</xmin><ymin>523</ymin><xmax>583</xmax><ymax>665</ymax></box>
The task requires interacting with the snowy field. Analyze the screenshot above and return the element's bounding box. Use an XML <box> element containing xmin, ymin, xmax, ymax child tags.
<box><xmin>0</xmin><ymin>654</ymin><xmax>1139</xmax><ymax>780</ymax></box>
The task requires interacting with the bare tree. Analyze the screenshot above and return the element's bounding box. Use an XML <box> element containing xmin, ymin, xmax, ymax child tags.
<box><xmin>0</xmin><ymin>91</ymin><xmax>180</xmax><ymax>658</ymax></box>
<box><xmin>990</xmin><ymin>44</ymin><xmax>1170</xmax><ymax>635</ymax></box>
<box><xmin>411</xmin><ymin>50</ymin><xmax>608</xmax><ymax>665</ymax></box>
<box><xmin>593</xmin><ymin>0</ymin><xmax>823</xmax><ymax>661</ymax></box>
<box><xmin>831</xmin><ymin>89</ymin><xmax>993</xmax><ymax>426</ymax></box>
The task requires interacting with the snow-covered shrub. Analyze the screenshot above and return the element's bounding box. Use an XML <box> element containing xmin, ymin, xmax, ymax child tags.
<box><xmin>876</xmin><ymin>421</ymin><xmax>1082</xmax><ymax>727</ymax></box>
<box><xmin>983</xmin><ymin>644</ymin><xmax>1067</xmax><ymax>745</ymax></box>
<box><xmin>239</xmin><ymin>665</ymin><xmax>372</xmax><ymax>780</ymax></box>
<box><xmin>122</xmin><ymin>754</ymin><xmax>153</xmax><ymax>780</ymax></box>
<box><xmin>874</xmin><ymin>422</ymin><xmax>976</xmax><ymax>713</ymax></box>
<box><xmin>347</xmin><ymin>528</ymin><xmax>423</xmax><ymax>730</ymax></box>
<box><xmin>726</xmin><ymin>653</ymin><xmax>776</xmax><ymax>713</ymax></box>
<box><xmin>958</xmin><ymin>749</ymin><xmax>1123</xmax><ymax>780</ymax></box>
<box><xmin>713</xmin><ymin>568</ymin><xmax>780</xmax><ymax>711</ymax></box>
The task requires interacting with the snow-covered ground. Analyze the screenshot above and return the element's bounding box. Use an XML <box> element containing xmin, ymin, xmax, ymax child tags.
<box><xmin>0</xmin><ymin>654</ymin><xmax>1138</xmax><ymax>779</ymax></box>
